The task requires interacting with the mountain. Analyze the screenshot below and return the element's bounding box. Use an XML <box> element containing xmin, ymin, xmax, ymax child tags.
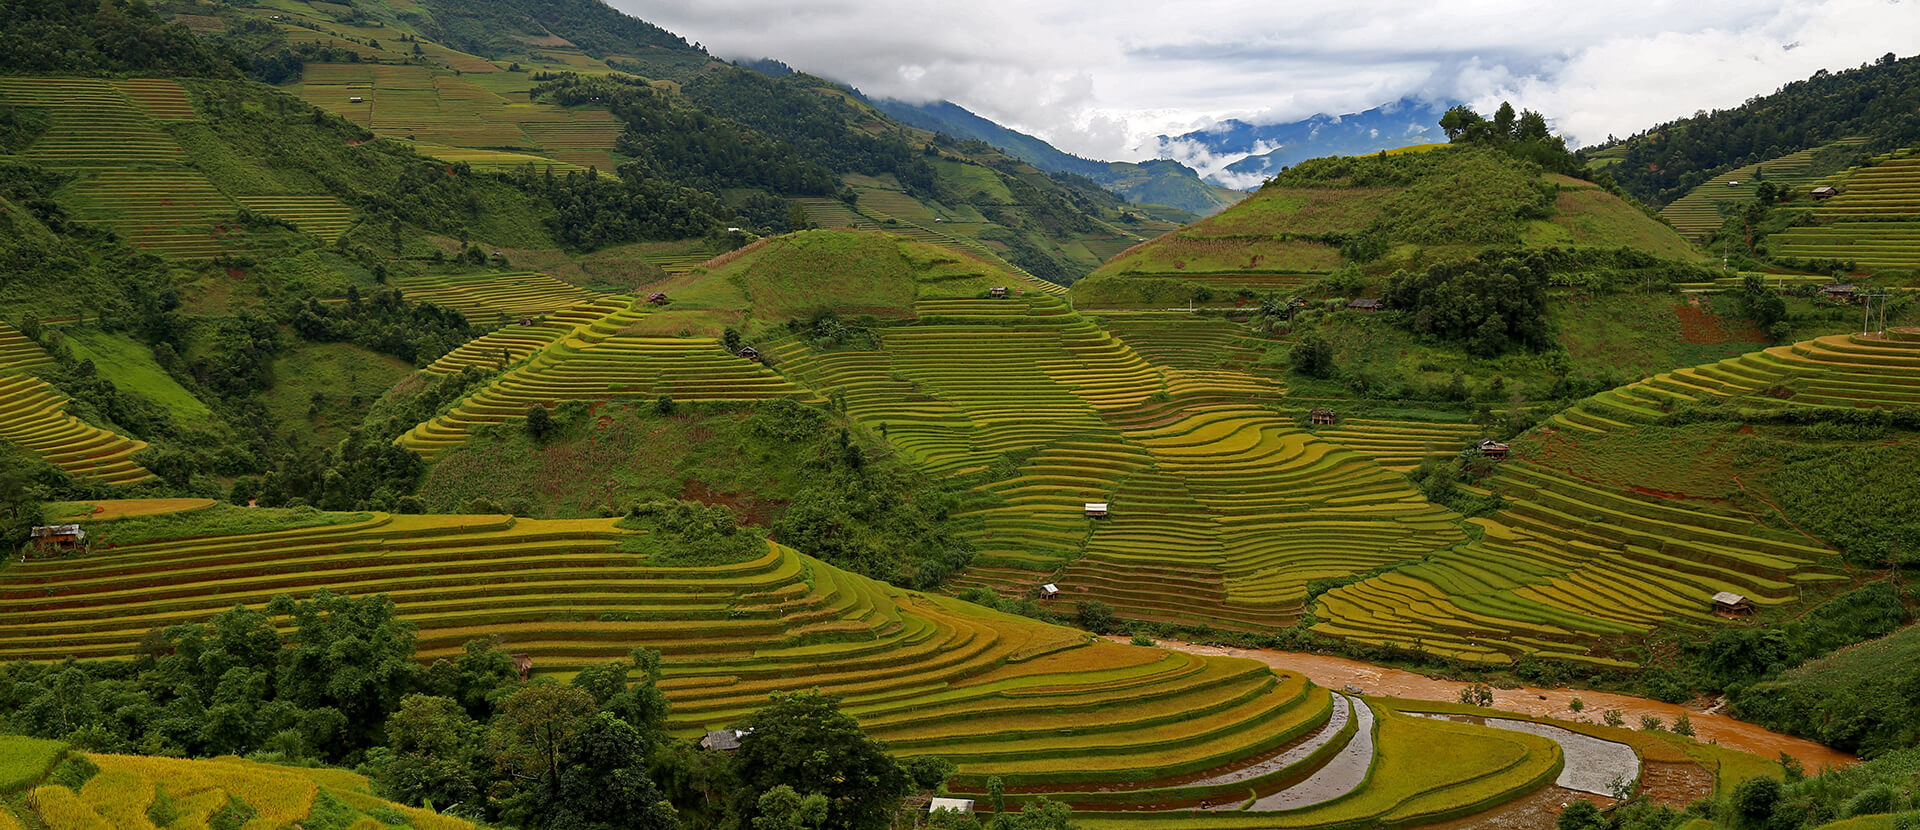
<box><xmin>1157</xmin><ymin>97</ymin><xmax>1455</xmax><ymax>187</ymax></box>
<box><xmin>1588</xmin><ymin>51</ymin><xmax>1920</xmax><ymax>207</ymax></box>
<box><xmin>871</xmin><ymin>97</ymin><xmax>1244</xmax><ymax>216</ymax></box>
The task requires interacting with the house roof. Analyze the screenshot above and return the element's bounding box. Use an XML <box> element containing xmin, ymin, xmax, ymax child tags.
<box><xmin>1309</xmin><ymin>407</ymin><xmax>1336</xmax><ymax>416</ymax></box>
<box><xmin>1811</xmin><ymin>185</ymin><xmax>1838</xmax><ymax>193</ymax></box>
<box><xmin>1477</xmin><ymin>439</ymin><xmax>1509</xmax><ymax>450</ymax></box>
<box><xmin>700</xmin><ymin>728</ymin><xmax>751</xmax><ymax>751</ymax></box>
<box><xmin>30</xmin><ymin>525</ymin><xmax>84</xmax><ymax>538</ymax></box>
<box><xmin>1040</xmin><ymin>583</ymin><xmax>1059</xmax><ymax>594</ymax></box>
<box><xmin>929</xmin><ymin>798</ymin><xmax>975</xmax><ymax>813</ymax></box>
<box><xmin>510</xmin><ymin>653</ymin><xmax>533</xmax><ymax>672</ymax></box>
<box><xmin>1348</xmin><ymin>298</ymin><xmax>1383</xmax><ymax>309</ymax></box>
<box><xmin>1712</xmin><ymin>591</ymin><xmax>1748</xmax><ymax>606</ymax></box>
<box><xmin>1085</xmin><ymin>502</ymin><xmax>1109</xmax><ymax>511</ymax></box>
<box><xmin>1824</xmin><ymin>284</ymin><xmax>1856</xmax><ymax>292</ymax></box>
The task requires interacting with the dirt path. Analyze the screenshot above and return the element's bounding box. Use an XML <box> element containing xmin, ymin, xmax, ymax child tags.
<box><xmin>1137</xmin><ymin>640</ymin><xmax>1855</xmax><ymax>772</ymax></box>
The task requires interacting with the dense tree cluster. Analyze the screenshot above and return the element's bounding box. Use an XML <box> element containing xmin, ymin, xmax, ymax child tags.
<box><xmin>1440</xmin><ymin>102</ymin><xmax>1586</xmax><ymax>177</ymax></box>
<box><xmin>1597</xmin><ymin>52</ymin><xmax>1920</xmax><ymax>207</ymax></box>
<box><xmin>0</xmin><ymin>597</ymin><xmax>1077</xmax><ymax>829</ymax></box>
<box><xmin>289</xmin><ymin>287</ymin><xmax>482</xmax><ymax>367</ymax></box>
<box><xmin>1383</xmin><ymin>250</ymin><xmax>1553</xmax><ymax>355</ymax></box>
<box><xmin>0</xmin><ymin>0</ymin><xmax>242</xmax><ymax>77</ymax></box>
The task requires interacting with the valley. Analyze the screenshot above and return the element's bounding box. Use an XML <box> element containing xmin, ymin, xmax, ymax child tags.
<box><xmin>0</xmin><ymin>2</ymin><xmax>1917</xmax><ymax>830</ymax></box>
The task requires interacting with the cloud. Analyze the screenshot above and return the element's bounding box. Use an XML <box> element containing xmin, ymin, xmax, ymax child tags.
<box><xmin>609</xmin><ymin>0</ymin><xmax>1920</xmax><ymax>159</ymax></box>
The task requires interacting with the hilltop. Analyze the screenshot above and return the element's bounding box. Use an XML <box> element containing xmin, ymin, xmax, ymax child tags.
<box><xmin>1590</xmin><ymin>51</ymin><xmax>1920</xmax><ymax>207</ymax></box>
<box><xmin>1078</xmin><ymin>142</ymin><xmax>1702</xmax><ymax>307</ymax></box>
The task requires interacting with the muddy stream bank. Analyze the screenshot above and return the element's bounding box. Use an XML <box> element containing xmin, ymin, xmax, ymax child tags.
<box><xmin>1131</xmin><ymin>639</ymin><xmax>1855</xmax><ymax>772</ymax></box>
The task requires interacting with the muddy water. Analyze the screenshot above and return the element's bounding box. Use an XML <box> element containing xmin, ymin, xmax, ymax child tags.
<box><xmin>1138</xmin><ymin>640</ymin><xmax>1855</xmax><ymax>772</ymax></box>
<box><xmin>1226</xmin><ymin>695</ymin><xmax>1376</xmax><ymax>812</ymax></box>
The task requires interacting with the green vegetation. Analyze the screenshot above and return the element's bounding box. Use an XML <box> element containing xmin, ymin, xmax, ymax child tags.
<box><xmin>1596</xmin><ymin>52</ymin><xmax>1920</xmax><ymax>207</ymax></box>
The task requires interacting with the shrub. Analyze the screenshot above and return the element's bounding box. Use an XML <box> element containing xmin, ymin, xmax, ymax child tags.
<box><xmin>1074</xmin><ymin>601</ymin><xmax>1117</xmax><ymax>635</ymax></box>
<box><xmin>1290</xmin><ymin>333</ymin><xmax>1336</xmax><ymax>378</ymax></box>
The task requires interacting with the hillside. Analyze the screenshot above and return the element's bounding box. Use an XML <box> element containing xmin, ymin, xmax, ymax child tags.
<box><xmin>1592</xmin><ymin>51</ymin><xmax>1920</xmax><ymax>208</ymax></box>
<box><xmin>872</xmin><ymin>97</ymin><xmax>1245</xmax><ymax>216</ymax></box>
<box><xmin>1767</xmin><ymin>144</ymin><xmax>1920</xmax><ymax>270</ymax></box>
<box><xmin>1080</xmin><ymin>144</ymin><xmax>1703</xmax><ymax>304</ymax></box>
<box><xmin>0</xmin><ymin>735</ymin><xmax>480</xmax><ymax>830</ymax></box>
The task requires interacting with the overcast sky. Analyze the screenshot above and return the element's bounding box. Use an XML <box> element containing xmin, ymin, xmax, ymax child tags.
<box><xmin>612</xmin><ymin>0</ymin><xmax>1920</xmax><ymax>163</ymax></box>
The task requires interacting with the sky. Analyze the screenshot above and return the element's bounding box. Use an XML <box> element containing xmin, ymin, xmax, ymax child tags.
<box><xmin>611</xmin><ymin>0</ymin><xmax>1920</xmax><ymax>164</ymax></box>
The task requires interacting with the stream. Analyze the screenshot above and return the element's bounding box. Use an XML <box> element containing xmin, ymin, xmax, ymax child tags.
<box><xmin>1131</xmin><ymin>639</ymin><xmax>1855</xmax><ymax>772</ymax></box>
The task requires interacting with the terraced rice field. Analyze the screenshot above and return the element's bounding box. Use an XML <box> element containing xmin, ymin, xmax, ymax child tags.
<box><xmin>797</xmin><ymin>196</ymin><xmax>1071</xmax><ymax>297</ymax></box>
<box><xmin>401</xmin><ymin>300</ymin><xmax>817</xmax><ymax>458</ymax></box>
<box><xmin>0</xmin><ymin>737</ymin><xmax>477</xmax><ymax>830</ymax></box>
<box><xmin>1309</xmin><ymin>331</ymin><xmax>1920</xmax><ymax>665</ymax></box>
<box><xmin>0</xmin><ymin>77</ymin><xmax>184</xmax><ymax>166</ymax></box>
<box><xmin>1660</xmin><ymin>138</ymin><xmax>1867</xmax><ymax>238</ymax></box>
<box><xmin>1310</xmin><ymin>416</ymin><xmax>1482</xmax><ymax>472</ymax></box>
<box><xmin>0</xmin><ymin>514</ymin><xmax>1564</xmax><ymax>815</ymax></box>
<box><xmin>0</xmin><ymin>372</ymin><xmax>154</xmax><ymax>486</ymax></box>
<box><xmin>392</xmin><ymin>271</ymin><xmax>606</xmax><ymax>323</ymax></box>
<box><xmin>406</xmin><ymin>141</ymin><xmax>594</xmax><ymax>175</ymax></box>
<box><xmin>0</xmin><ymin>323</ymin><xmax>53</xmax><ymax>371</ymax></box>
<box><xmin>1094</xmin><ymin>313</ymin><xmax>1269</xmax><ymax>372</ymax></box>
<box><xmin>1771</xmin><ymin>149</ymin><xmax>1920</xmax><ymax>269</ymax></box>
<box><xmin>64</xmin><ymin>169</ymin><xmax>237</xmax><ymax>258</ymax></box>
<box><xmin>111</xmin><ymin>78</ymin><xmax>196</xmax><ymax>121</ymax></box>
<box><xmin>233</xmin><ymin>195</ymin><xmax>354</xmax><ymax>242</ymax></box>
<box><xmin>770</xmin><ymin>297</ymin><xmax>1459</xmax><ymax>631</ymax></box>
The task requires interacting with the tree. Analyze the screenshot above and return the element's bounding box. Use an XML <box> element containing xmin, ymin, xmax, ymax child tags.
<box><xmin>526</xmin><ymin>405</ymin><xmax>556</xmax><ymax>442</ymax></box>
<box><xmin>1671</xmin><ymin>711</ymin><xmax>1694</xmax><ymax>737</ymax></box>
<box><xmin>729</xmin><ymin>691</ymin><xmax>908</xmax><ymax>830</ymax></box>
<box><xmin>655</xmin><ymin>394</ymin><xmax>677</xmax><ymax>416</ymax></box>
<box><xmin>986</xmin><ymin>776</ymin><xmax>1005</xmax><ymax>813</ymax></box>
<box><xmin>753</xmin><ymin>785</ymin><xmax>829</xmax><ymax>830</ymax></box>
<box><xmin>366</xmin><ymin>694</ymin><xmax>483</xmax><ymax>810</ymax></box>
<box><xmin>1073</xmin><ymin>601</ymin><xmax>1117</xmax><ymax>635</ymax></box>
<box><xmin>487</xmin><ymin>683</ymin><xmax>598</xmax><ymax>816</ymax></box>
<box><xmin>268</xmin><ymin>591</ymin><xmax>419</xmax><ymax>754</ymax></box>
<box><xmin>541</xmin><ymin>713</ymin><xmax>680</xmax><ymax>830</ymax></box>
<box><xmin>1731</xmin><ymin>775</ymin><xmax>1782</xmax><ymax>830</ymax></box>
<box><xmin>1568</xmin><ymin>697</ymin><xmax>1585</xmax><ymax>714</ymax></box>
<box><xmin>1557</xmin><ymin>799</ymin><xmax>1606</xmax><ymax>830</ymax></box>
<box><xmin>1290</xmin><ymin>334</ymin><xmax>1336</xmax><ymax>379</ymax></box>
<box><xmin>1458</xmin><ymin>683</ymin><xmax>1493</xmax><ymax>707</ymax></box>
<box><xmin>1603</xmin><ymin>710</ymin><xmax>1625</xmax><ymax>728</ymax></box>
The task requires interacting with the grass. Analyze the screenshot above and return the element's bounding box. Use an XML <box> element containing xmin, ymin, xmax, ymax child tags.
<box><xmin>58</xmin><ymin>328</ymin><xmax>216</xmax><ymax>429</ymax></box>
<box><xmin>0</xmin><ymin>736</ymin><xmax>68</xmax><ymax>794</ymax></box>
<box><xmin>78</xmin><ymin>504</ymin><xmax>372</xmax><ymax>548</ymax></box>
<box><xmin>261</xmin><ymin>342</ymin><xmax>415</xmax><ymax>445</ymax></box>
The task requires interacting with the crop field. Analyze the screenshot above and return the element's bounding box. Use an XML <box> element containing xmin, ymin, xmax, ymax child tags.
<box><xmin>1306</xmin><ymin>331</ymin><xmax>1920</xmax><ymax>664</ymax></box>
<box><xmin>0</xmin><ymin>322</ymin><xmax>53</xmax><ymax>372</ymax></box>
<box><xmin>1771</xmin><ymin>148</ymin><xmax>1920</xmax><ymax>269</ymax></box>
<box><xmin>298</xmin><ymin>63</ymin><xmax>626</xmax><ymax>172</ymax></box>
<box><xmin>1660</xmin><ymin>138</ymin><xmax>1868</xmax><ymax>238</ymax></box>
<box><xmin>797</xmin><ymin>194</ymin><xmax>1074</xmax><ymax>297</ymax></box>
<box><xmin>392</xmin><ymin>271</ymin><xmax>608</xmax><ymax>324</ymax></box>
<box><xmin>0</xmin><ymin>736</ymin><xmax>479</xmax><ymax>830</ymax></box>
<box><xmin>0</xmin><ymin>517</ymin><xmax>1569</xmax><ymax>813</ymax></box>
<box><xmin>401</xmin><ymin>300</ymin><xmax>818</xmax><ymax>458</ymax></box>
<box><xmin>1092</xmin><ymin>313</ymin><xmax>1272</xmax><ymax>372</ymax></box>
<box><xmin>0</xmin><ymin>372</ymin><xmax>154</xmax><ymax>486</ymax></box>
<box><xmin>770</xmin><ymin>296</ymin><xmax>1459</xmax><ymax>631</ymax></box>
<box><xmin>1310</xmin><ymin>416</ymin><xmax>1482</xmax><ymax>472</ymax></box>
<box><xmin>233</xmin><ymin>195</ymin><xmax>354</xmax><ymax>241</ymax></box>
<box><xmin>0</xmin><ymin>76</ymin><xmax>357</xmax><ymax>257</ymax></box>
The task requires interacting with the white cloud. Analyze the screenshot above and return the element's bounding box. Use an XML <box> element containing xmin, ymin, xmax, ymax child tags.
<box><xmin>610</xmin><ymin>0</ymin><xmax>1920</xmax><ymax>159</ymax></box>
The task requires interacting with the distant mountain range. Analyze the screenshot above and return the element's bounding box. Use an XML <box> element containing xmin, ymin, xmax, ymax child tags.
<box><xmin>1157</xmin><ymin>98</ymin><xmax>1456</xmax><ymax>187</ymax></box>
<box><xmin>872</xmin><ymin>96</ymin><xmax>1457</xmax><ymax>205</ymax></box>
<box><xmin>870</xmin><ymin>98</ymin><xmax>1246</xmax><ymax>216</ymax></box>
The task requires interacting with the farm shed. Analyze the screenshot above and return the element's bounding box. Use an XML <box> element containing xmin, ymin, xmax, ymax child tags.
<box><xmin>1347</xmin><ymin>298</ymin><xmax>1383</xmax><ymax>312</ymax></box>
<box><xmin>700</xmin><ymin>729</ymin><xmax>750</xmax><ymax>751</ymax></box>
<box><xmin>647</xmin><ymin>292</ymin><xmax>670</xmax><ymax>305</ymax></box>
<box><xmin>1476</xmin><ymin>439</ymin><xmax>1510</xmax><ymax>460</ymax></box>
<box><xmin>988</xmin><ymin>286</ymin><xmax>1010</xmax><ymax>299</ymax></box>
<box><xmin>1039</xmin><ymin>583</ymin><xmax>1060</xmax><ymax>600</ymax></box>
<box><xmin>348</xmin><ymin>96</ymin><xmax>363</xmax><ymax>103</ymax></box>
<box><xmin>1309</xmin><ymin>408</ymin><xmax>1337</xmax><ymax>426</ymax></box>
<box><xmin>510</xmin><ymin>653</ymin><xmax>533</xmax><ymax>681</ymax></box>
<box><xmin>929</xmin><ymin>798</ymin><xmax>975</xmax><ymax>814</ymax></box>
<box><xmin>26</xmin><ymin>525</ymin><xmax>87</xmax><ymax>555</ymax></box>
<box><xmin>737</xmin><ymin>345</ymin><xmax>761</xmax><ymax>362</ymax></box>
<box><xmin>1084</xmin><ymin>502</ymin><xmax>1109</xmax><ymax>518</ymax></box>
<box><xmin>1811</xmin><ymin>186</ymin><xmax>1838</xmax><ymax>200</ymax></box>
<box><xmin>1712</xmin><ymin>591</ymin><xmax>1753</xmax><ymax>616</ymax></box>
<box><xmin>1822</xmin><ymin>284</ymin><xmax>1856</xmax><ymax>299</ymax></box>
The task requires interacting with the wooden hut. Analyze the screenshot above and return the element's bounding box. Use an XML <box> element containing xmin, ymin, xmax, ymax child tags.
<box><xmin>1039</xmin><ymin>583</ymin><xmax>1060</xmax><ymax>600</ymax></box>
<box><xmin>1476</xmin><ymin>439</ymin><xmax>1510</xmax><ymax>460</ymax></box>
<box><xmin>1811</xmin><ymin>185</ymin><xmax>1838</xmax><ymax>200</ymax></box>
<box><xmin>647</xmin><ymin>292</ymin><xmax>670</xmax><ymax>305</ymax></box>
<box><xmin>26</xmin><ymin>525</ymin><xmax>86</xmax><ymax>556</ymax></box>
<box><xmin>1347</xmin><ymin>298</ymin><xmax>1383</xmax><ymax>312</ymax></box>
<box><xmin>700</xmin><ymin>729</ymin><xmax>749</xmax><ymax>752</ymax></box>
<box><xmin>510</xmin><ymin>653</ymin><xmax>533</xmax><ymax>681</ymax></box>
<box><xmin>1822</xmin><ymin>284</ymin><xmax>1856</xmax><ymax>300</ymax></box>
<box><xmin>1309</xmin><ymin>408</ymin><xmax>1337</xmax><ymax>426</ymax></box>
<box><xmin>1712</xmin><ymin>591</ymin><xmax>1754</xmax><ymax>616</ymax></box>
<box><xmin>1084</xmin><ymin>502</ymin><xmax>1109</xmax><ymax>518</ymax></box>
<box><xmin>738</xmin><ymin>345</ymin><xmax>761</xmax><ymax>363</ymax></box>
<box><xmin>988</xmin><ymin>286</ymin><xmax>1010</xmax><ymax>299</ymax></box>
<box><xmin>929</xmin><ymin>798</ymin><xmax>975</xmax><ymax>814</ymax></box>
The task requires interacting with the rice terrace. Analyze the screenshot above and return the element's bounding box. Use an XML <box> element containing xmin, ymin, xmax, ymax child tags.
<box><xmin>1</xmin><ymin>2</ymin><xmax>1919</xmax><ymax>830</ymax></box>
